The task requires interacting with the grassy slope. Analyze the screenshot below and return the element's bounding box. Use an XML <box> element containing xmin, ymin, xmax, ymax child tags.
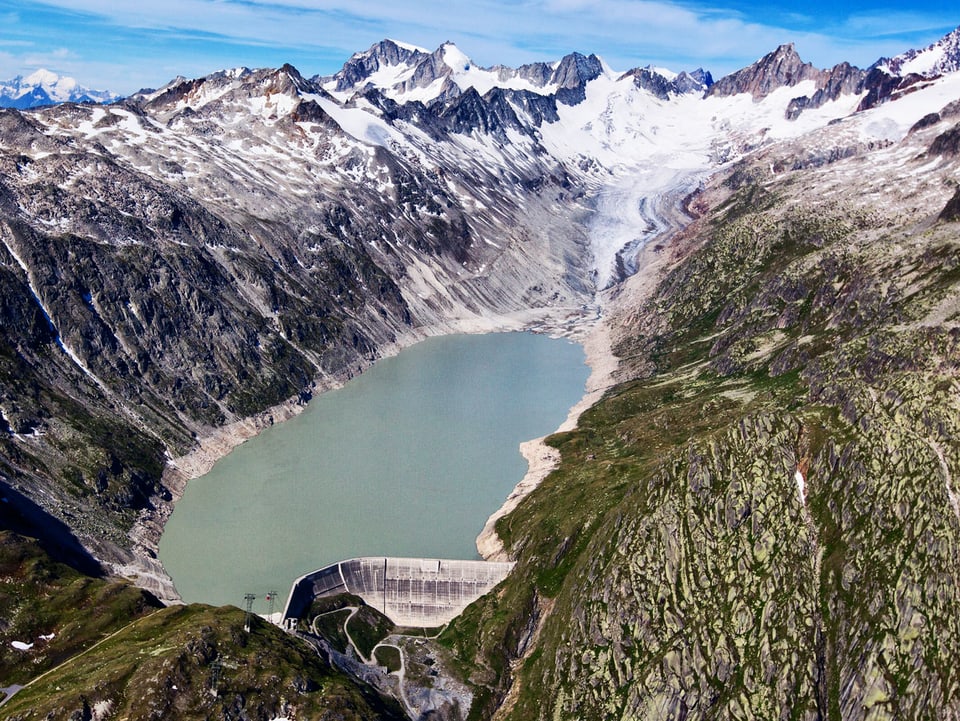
<box><xmin>0</xmin><ymin>533</ymin><xmax>405</xmax><ymax>720</ymax></box>
<box><xmin>444</xmin><ymin>135</ymin><xmax>960</xmax><ymax>720</ymax></box>
<box><xmin>0</xmin><ymin>530</ymin><xmax>163</xmax><ymax>687</ymax></box>
<box><xmin>2</xmin><ymin>603</ymin><xmax>405</xmax><ymax>721</ymax></box>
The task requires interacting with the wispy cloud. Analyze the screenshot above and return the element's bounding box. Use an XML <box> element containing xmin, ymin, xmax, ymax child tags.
<box><xmin>3</xmin><ymin>1</ymin><xmax>958</xmax><ymax>93</ymax></box>
<box><xmin>841</xmin><ymin>11</ymin><xmax>958</xmax><ymax>38</ymax></box>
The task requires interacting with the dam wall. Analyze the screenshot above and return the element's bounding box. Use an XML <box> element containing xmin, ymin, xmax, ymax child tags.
<box><xmin>282</xmin><ymin>557</ymin><xmax>515</xmax><ymax>627</ymax></box>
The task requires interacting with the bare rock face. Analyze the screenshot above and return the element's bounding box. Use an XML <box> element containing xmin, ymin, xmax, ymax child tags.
<box><xmin>785</xmin><ymin>62</ymin><xmax>865</xmax><ymax>119</ymax></box>
<box><xmin>940</xmin><ymin>186</ymin><xmax>960</xmax><ymax>221</ymax></box>
<box><xmin>709</xmin><ymin>43</ymin><xmax>823</xmax><ymax>99</ymax></box>
<box><xmin>620</xmin><ymin>67</ymin><xmax>713</xmax><ymax>100</ymax></box>
<box><xmin>0</xmin><ymin>61</ymin><xmax>595</xmax><ymax>574</ymax></box>
<box><xmin>330</xmin><ymin>39</ymin><xmax>431</xmax><ymax>93</ymax></box>
<box><xmin>551</xmin><ymin>52</ymin><xmax>604</xmax><ymax>105</ymax></box>
<box><xmin>930</xmin><ymin>122</ymin><xmax>960</xmax><ymax>156</ymax></box>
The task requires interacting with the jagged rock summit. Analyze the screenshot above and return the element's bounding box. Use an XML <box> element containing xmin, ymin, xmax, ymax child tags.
<box><xmin>877</xmin><ymin>24</ymin><xmax>960</xmax><ymax>77</ymax></box>
<box><xmin>320</xmin><ymin>39</ymin><xmax>681</xmax><ymax>106</ymax></box>
<box><xmin>619</xmin><ymin>66</ymin><xmax>713</xmax><ymax>100</ymax></box>
<box><xmin>0</xmin><ymin>68</ymin><xmax>119</xmax><ymax>108</ymax></box>
<box><xmin>709</xmin><ymin>43</ymin><xmax>822</xmax><ymax>98</ymax></box>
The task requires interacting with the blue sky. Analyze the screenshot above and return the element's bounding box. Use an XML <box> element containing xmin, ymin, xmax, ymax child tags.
<box><xmin>1</xmin><ymin>0</ymin><xmax>958</xmax><ymax>95</ymax></box>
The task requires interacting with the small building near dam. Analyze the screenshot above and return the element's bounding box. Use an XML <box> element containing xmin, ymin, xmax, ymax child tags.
<box><xmin>282</xmin><ymin>557</ymin><xmax>515</xmax><ymax>628</ymax></box>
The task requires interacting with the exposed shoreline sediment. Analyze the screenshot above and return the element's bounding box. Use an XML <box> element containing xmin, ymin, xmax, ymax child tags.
<box><xmin>475</xmin><ymin>231</ymin><xmax>693</xmax><ymax>561</ymax></box>
<box><xmin>118</xmin><ymin>304</ymin><xmax>597</xmax><ymax>603</ymax></box>
<box><xmin>475</xmin><ymin>317</ymin><xmax>617</xmax><ymax>560</ymax></box>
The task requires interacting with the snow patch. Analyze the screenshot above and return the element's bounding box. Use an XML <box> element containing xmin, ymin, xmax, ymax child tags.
<box><xmin>795</xmin><ymin>469</ymin><xmax>806</xmax><ymax>506</ymax></box>
<box><xmin>92</xmin><ymin>700</ymin><xmax>114</xmax><ymax>721</ymax></box>
<box><xmin>388</xmin><ymin>38</ymin><xmax>429</xmax><ymax>54</ymax></box>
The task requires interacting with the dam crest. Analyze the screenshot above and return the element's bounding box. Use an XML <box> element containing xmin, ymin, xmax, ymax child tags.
<box><xmin>282</xmin><ymin>557</ymin><xmax>515</xmax><ymax>627</ymax></box>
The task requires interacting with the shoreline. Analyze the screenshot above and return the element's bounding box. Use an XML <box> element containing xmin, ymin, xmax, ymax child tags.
<box><xmin>116</xmin><ymin>303</ymin><xmax>598</xmax><ymax>603</ymax></box>
<box><xmin>475</xmin><ymin>316</ymin><xmax>618</xmax><ymax>560</ymax></box>
<box><xmin>475</xmin><ymin>231</ymin><xmax>691</xmax><ymax>562</ymax></box>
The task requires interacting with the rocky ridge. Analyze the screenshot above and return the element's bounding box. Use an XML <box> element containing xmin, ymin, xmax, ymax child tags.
<box><xmin>1</xmin><ymin>28</ymin><xmax>960</xmax><ymax>720</ymax></box>
<box><xmin>878</xmin><ymin>26</ymin><xmax>960</xmax><ymax>78</ymax></box>
<box><xmin>445</xmin><ymin>91</ymin><xmax>960</xmax><ymax>721</ymax></box>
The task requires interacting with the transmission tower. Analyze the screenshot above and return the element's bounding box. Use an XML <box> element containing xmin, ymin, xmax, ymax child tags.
<box><xmin>243</xmin><ymin>593</ymin><xmax>256</xmax><ymax>632</ymax></box>
<box><xmin>266</xmin><ymin>589</ymin><xmax>279</xmax><ymax>620</ymax></box>
<box><xmin>209</xmin><ymin>657</ymin><xmax>223</xmax><ymax>697</ymax></box>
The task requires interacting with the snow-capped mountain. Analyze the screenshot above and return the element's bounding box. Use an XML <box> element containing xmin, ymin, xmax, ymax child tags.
<box><xmin>0</xmin><ymin>68</ymin><xmax>119</xmax><ymax>109</ymax></box>
<box><xmin>2</xmin><ymin>27</ymin><xmax>960</xmax><ymax>590</ymax></box>
<box><xmin>322</xmin><ymin>39</ymin><xmax>618</xmax><ymax>105</ymax></box>
<box><xmin>877</xmin><ymin>25</ymin><xmax>960</xmax><ymax>77</ymax></box>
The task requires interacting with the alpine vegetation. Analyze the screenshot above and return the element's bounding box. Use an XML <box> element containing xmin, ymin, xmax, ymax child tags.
<box><xmin>2</xmin><ymin>26</ymin><xmax>960</xmax><ymax>720</ymax></box>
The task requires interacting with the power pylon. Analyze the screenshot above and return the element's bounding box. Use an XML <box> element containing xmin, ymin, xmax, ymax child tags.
<box><xmin>209</xmin><ymin>657</ymin><xmax>223</xmax><ymax>696</ymax></box>
<box><xmin>243</xmin><ymin>593</ymin><xmax>256</xmax><ymax>632</ymax></box>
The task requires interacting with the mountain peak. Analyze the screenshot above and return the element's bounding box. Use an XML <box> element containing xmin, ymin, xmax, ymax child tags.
<box><xmin>323</xmin><ymin>39</ymin><xmax>600</xmax><ymax>106</ymax></box>
<box><xmin>327</xmin><ymin>39</ymin><xmax>430</xmax><ymax>94</ymax></box>
<box><xmin>708</xmin><ymin>43</ymin><xmax>820</xmax><ymax>99</ymax></box>
<box><xmin>438</xmin><ymin>42</ymin><xmax>473</xmax><ymax>72</ymax></box>
<box><xmin>0</xmin><ymin>69</ymin><xmax>119</xmax><ymax>109</ymax></box>
<box><xmin>877</xmin><ymin>24</ymin><xmax>960</xmax><ymax>78</ymax></box>
<box><xmin>551</xmin><ymin>52</ymin><xmax>604</xmax><ymax>89</ymax></box>
<box><xmin>23</xmin><ymin>68</ymin><xmax>64</xmax><ymax>87</ymax></box>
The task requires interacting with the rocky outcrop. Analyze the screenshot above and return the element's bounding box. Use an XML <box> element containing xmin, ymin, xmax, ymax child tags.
<box><xmin>929</xmin><ymin>121</ymin><xmax>960</xmax><ymax>156</ymax></box>
<box><xmin>785</xmin><ymin>61</ymin><xmax>864</xmax><ymax>119</ymax></box>
<box><xmin>877</xmin><ymin>25</ymin><xmax>960</xmax><ymax>78</ymax></box>
<box><xmin>621</xmin><ymin>67</ymin><xmax>713</xmax><ymax>100</ymax></box>
<box><xmin>448</xmin><ymin>108</ymin><xmax>960</xmax><ymax>721</ymax></box>
<box><xmin>329</xmin><ymin>39</ymin><xmax>430</xmax><ymax>93</ymax></box>
<box><xmin>709</xmin><ymin>43</ymin><xmax>823</xmax><ymax>99</ymax></box>
<box><xmin>940</xmin><ymin>186</ymin><xmax>960</xmax><ymax>221</ymax></box>
<box><xmin>436</xmin><ymin>86</ymin><xmax>559</xmax><ymax>139</ymax></box>
<box><xmin>551</xmin><ymin>52</ymin><xmax>604</xmax><ymax>105</ymax></box>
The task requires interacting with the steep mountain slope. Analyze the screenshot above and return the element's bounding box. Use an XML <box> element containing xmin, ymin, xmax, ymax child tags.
<box><xmin>444</xmin><ymin>78</ymin><xmax>960</xmax><ymax>721</ymax></box>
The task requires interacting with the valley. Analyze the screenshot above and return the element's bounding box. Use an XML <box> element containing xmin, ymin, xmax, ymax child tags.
<box><xmin>2</xmin><ymin>27</ymin><xmax>960</xmax><ymax>720</ymax></box>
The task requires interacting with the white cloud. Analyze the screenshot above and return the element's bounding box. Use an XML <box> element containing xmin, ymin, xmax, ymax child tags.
<box><xmin>6</xmin><ymin>1</ymin><xmax>959</xmax><ymax>93</ymax></box>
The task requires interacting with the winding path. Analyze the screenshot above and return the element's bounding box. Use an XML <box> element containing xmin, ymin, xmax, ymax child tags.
<box><xmin>311</xmin><ymin>608</ymin><xmax>417</xmax><ymax>717</ymax></box>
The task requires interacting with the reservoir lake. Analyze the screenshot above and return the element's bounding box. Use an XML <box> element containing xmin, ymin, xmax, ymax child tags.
<box><xmin>158</xmin><ymin>332</ymin><xmax>589</xmax><ymax>608</ymax></box>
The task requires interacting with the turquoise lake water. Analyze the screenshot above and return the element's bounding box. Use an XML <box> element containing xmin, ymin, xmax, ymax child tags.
<box><xmin>157</xmin><ymin>332</ymin><xmax>589</xmax><ymax>608</ymax></box>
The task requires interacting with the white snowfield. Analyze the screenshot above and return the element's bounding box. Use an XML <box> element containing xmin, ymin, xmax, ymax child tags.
<box><xmin>28</xmin><ymin>37</ymin><xmax>960</xmax><ymax>304</ymax></box>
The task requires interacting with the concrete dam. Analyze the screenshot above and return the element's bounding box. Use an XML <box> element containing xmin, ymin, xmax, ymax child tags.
<box><xmin>282</xmin><ymin>557</ymin><xmax>515</xmax><ymax>627</ymax></box>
